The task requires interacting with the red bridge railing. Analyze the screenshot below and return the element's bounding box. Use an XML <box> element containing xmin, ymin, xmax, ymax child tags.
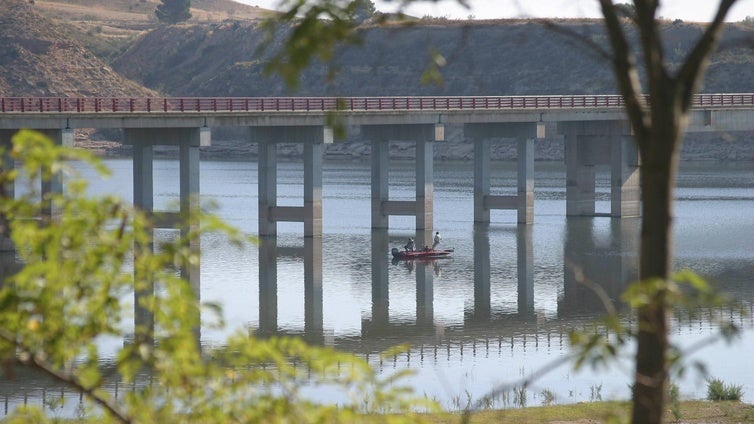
<box><xmin>1</xmin><ymin>94</ymin><xmax>753</xmax><ymax>114</ymax></box>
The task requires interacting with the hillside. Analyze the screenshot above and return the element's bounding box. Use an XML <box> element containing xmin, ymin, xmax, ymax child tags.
<box><xmin>111</xmin><ymin>18</ymin><xmax>754</xmax><ymax>97</ymax></box>
<box><xmin>0</xmin><ymin>0</ymin><xmax>275</xmax><ymax>97</ymax></box>
<box><xmin>0</xmin><ymin>0</ymin><xmax>158</xmax><ymax>97</ymax></box>
<box><xmin>4</xmin><ymin>0</ymin><xmax>754</xmax><ymax>98</ymax></box>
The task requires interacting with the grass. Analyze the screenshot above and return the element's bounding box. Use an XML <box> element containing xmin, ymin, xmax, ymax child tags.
<box><xmin>403</xmin><ymin>401</ymin><xmax>754</xmax><ymax>423</ymax></box>
<box><xmin>4</xmin><ymin>400</ymin><xmax>753</xmax><ymax>423</ymax></box>
<box><xmin>707</xmin><ymin>378</ymin><xmax>745</xmax><ymax>401</ymax></box>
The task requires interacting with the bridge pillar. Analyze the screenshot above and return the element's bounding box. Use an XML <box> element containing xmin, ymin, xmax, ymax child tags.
<box><xmin>124</xmin><ymin>127</ymin><xmax>209</xmax><ymax>223</ymax></box>
<box><xmin>1</xmin><ymin>128</ymin><xmax>73</xmax><ymax>214</ymax></box>
<box><xmin>559</xmin><ymin>121</ymin><xmax>639</xmax><ymax>217</ymax></box>
<box><xmin>362</xmin><ymin>124</ymin><xmax>443</xmax><ymax>238</ymax></box>
<box><xmin>0</xmin><ymin>128</ymin><xmax>73</xmax><ymax>251</ymax></box>
<box><xmin>251</xmin><ymin>126</ymin><xmax>332</xmax><ymax>238</ymax></box>
<box><xmin>124</xmin><ymin>127</ymin><xmax>208</xmax><ymax>345</ymax></box>
<box><xmin>464</xmin><ymin>122</ymin><xmax>542</xmax><ymax>224</ymax></box>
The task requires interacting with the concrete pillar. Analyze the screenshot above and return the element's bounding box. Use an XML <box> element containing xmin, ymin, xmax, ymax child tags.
<box><xmin>251</xmin><ymin>126</ymin><xmax>332</xmax><ymax>238</ymax></box>
<box><xmin>40</xmin><ymin>128</ymin><xmax>74</xmax><ymax>217</ymax></box>
<box><xmin>518</xmin><ymin>138</ymin><xmax>534</xmax><ymax>224</ymax></box>
<box><xmin>559</xmin><ymin>121</ymin><xmax>638</xmax><ymax>217</ymax></box>
<box><xmin>416</xmin><ymin>139</ymin><xmax>433</xmax><ymax>231</ymax></box>
<box><xmin>371</xmin><ymin>140</ymin><xmax>389</xmax><ymax>229</ymax></box>
<box><xmin>125</xmin><ymin>127</ymin><xmax>209</xmax><ymax>221</ymax></box>
<box><xmin>611</xmin><ymin>135</ymin><xmax>641</xmax><ymax>217</ymax></box>
<box><xmin>132</xmin><ymin>142</ymin><xmax>154</xmax><ymax>213</ymax></box>
<box><xmin>179</xmin><ymin>135</ymin><xmax>201</xmax><ymax>218</ymax></box>
<box><xmin>464</xmin><ymin>122</ymin><xmax>539</xmax><ymax>225</ymax></box>
<box><xmin>125</xmin><ymin>127</ymin><xmax>209</xmax><ymax>346</ymax></box>
<box><xmin>473</xmin><ymin>139</ymin><xmax>491</xmax><ymax>223</ymax></box>
<box><xmin>303</xmin><ymin>141</ymin><xmax>323</xmax><ymax>238</ymax></box>
<box><xmin>258</xmin><ymin>141</ymin><xmax>277</xmax><ymax>236</ymax></box>
<box><xmin>362</xmin><ymin>124</ymin><xmax>442</xmax><ymax>232</ymax></box>
<box><xmin>564</xmin><ymin>131</ymin><xmax>596</xmax><ymax>216</ymax></box>
<box><xmin>0</xmin><ymin>128</ymin><xmax>73</xmax><ymax>219</ymax></box>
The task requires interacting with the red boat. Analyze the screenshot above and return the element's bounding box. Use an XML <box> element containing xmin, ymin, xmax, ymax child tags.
<box><xmin>391</xmin><ymin>247</ymin><xmax>454</xmax><ymax>260</ymax></box>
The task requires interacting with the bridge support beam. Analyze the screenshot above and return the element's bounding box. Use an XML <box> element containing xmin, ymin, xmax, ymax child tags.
<box><xmin>124</xmin><ymin>127</ymin><xmax>209</xmax><ymax>224</ymax></box>
<box><xmin>362</xmin><ymin>124</ymin><xmax>443</xmax><ymax>240</ymax></box>
<box><xmin>124</xmin><ymin>127</ymin><xmax>209</xmax><ymax>346</ymax></box>
<box><xmin>464</xmin><ymin>122</ymin><xmax>542</xmax><ymax>224</ymax></box>
<box><xmin>558</xmin><ymin>121</ymin><xmax>640</xmax><ymax>217</ymax></box>
<box><xmin>0</xmin><ymin>128</ymin><xmax>73</xmax><ymax>251</ymax></box>
<box><xmin>251</xmin><ymin>126</ymin><xmax>333</xmax><ymax>238</ymax></box>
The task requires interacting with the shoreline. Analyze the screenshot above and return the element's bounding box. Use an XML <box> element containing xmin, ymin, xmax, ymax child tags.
<box><xmin>76</xmin><ymin>131</ymin><xmax>754</xmax><ymax>163</ymax></box>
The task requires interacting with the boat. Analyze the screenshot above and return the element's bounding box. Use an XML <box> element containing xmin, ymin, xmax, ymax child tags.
<box><xmin>391</xmin><ymin>247</ymin><xmax>454</xmax><ymax>260</ymax></box>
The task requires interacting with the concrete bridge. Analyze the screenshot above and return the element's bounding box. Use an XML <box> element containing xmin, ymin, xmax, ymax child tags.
<box><xmin>2</xmin><ymin>94</ymin><xmax>754</xmax><ymax>245</ymax></box>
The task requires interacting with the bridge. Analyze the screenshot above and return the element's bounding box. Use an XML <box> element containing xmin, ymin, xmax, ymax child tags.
<box><xmin>2</xmin><ymin>94</ymin><xmax>754</xmax><ymax>245</ymax></box>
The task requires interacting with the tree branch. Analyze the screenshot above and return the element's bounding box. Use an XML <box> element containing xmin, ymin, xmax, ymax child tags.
<box><xmin>634</xmin><ymin>0</ymin><xmax>666</xmax><ymax>90</ymax></box>
<box><xmin>0</xmin><ymin>329</ymin><xmax>132</xmax><ymax>423</ymax></box>
<box><xmin>676</xmin><ymin>0</ymin><xmax>738</xmax><ymax>111</ymax></box>
<box><xmin>598</xmin><ymin>0</ymin><xmax>650</xmax><ymax>146</ymax></box>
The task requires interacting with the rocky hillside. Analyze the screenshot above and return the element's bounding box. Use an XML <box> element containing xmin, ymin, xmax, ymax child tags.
<box><xmin>112</xmin><ymin>18</ymin><xmax>754</xmax><ymax>97</ymax></box>
<box><xmin>0</xmin><ymin>0</ymin><xmax>158</xmax><ymax>97</ymax></box>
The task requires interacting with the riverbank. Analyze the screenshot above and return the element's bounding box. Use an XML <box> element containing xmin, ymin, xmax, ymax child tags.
<box><xmin>415</xmin><ymin>400</ymin><xmax>754</xmax><ymax>423</ymax></box>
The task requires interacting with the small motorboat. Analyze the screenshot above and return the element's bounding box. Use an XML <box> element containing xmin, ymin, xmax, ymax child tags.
<box><xmin>391</xmin><ymin>247</ymin><xmax>454</xmax><ymax>260</ymax></box>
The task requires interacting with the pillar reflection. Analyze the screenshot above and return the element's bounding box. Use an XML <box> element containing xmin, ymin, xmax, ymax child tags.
<box><xmin>559</xmin><ymin>217</ymin><xmax>639</xmax><ymax>316</ymax></box>
<box><xmin>303</xmin><ymin>236</ymin><xmax>324</xmax><ymax>344</ymax></box>
<box><xmin>257</xmin><ymin>236</ymin><xmax>278</xmax><ymax>337</ymax></box>
<box><xmin>517</xmin><ymin>225</ymin><xmax>534</xmax><ymax>318</ymax></box>
<box><xmin>369</xmin><ymin>230</ymin><xmax>390</xmax><ymax>330</ymax></box>
<box><xmin>471</xmin><ymin>224</ymin><xmax>491</xmax><ymax>322</ymax></box>
<box><xmin>256</xmin><ymin>236</ymin><xmax>324</xmax><ymax>344</ymax></box>
<box><xmin>469</xmin><ymin>223</ymin><xmax>534</xmax><ymax>323</ymax></box>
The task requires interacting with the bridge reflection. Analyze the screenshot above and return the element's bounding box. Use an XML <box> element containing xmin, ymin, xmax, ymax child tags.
<box><xmin>253</xmin><ymin>217</ymin><xmax>641</xmax><ymax>355</ymax></box>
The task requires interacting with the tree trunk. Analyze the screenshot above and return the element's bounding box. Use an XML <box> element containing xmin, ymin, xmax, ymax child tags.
<box><xmin>631</xmin><ymin>117</ymin><xmax>681</xmax><ymax>424</ymax></box>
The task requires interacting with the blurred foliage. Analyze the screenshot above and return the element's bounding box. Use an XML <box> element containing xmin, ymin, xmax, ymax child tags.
<box><xmin>568</xmin><ymin>269</ymin><xmax>742</xmax><ymax>381</ymax></box>
<box><xmin>0</xmin><ymin>130</ymin><xmax>435</xmax><ymax>423</ymax></box>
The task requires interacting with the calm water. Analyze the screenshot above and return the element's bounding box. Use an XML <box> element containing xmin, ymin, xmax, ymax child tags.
<box><xmin>2</xmin><ymin>158</ymin><xmax>753</xmax><ymax>413</ymax></box>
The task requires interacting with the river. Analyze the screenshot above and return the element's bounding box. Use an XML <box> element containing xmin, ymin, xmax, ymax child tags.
<box><xmin>2</xmin><ymin>158</ymin><xmax>753</xmax><ymax>414</ymax></box>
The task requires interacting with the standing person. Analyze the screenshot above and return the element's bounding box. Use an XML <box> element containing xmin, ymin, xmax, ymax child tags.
<box><xmin>432</xmin><ymin>231</ymin><xmax>441</xmax><ymax>250</ymax></box>
<box><xmin>404</xmin><ymin>238</ymin><xmax>415</xmax><ymax>252</ymax></box>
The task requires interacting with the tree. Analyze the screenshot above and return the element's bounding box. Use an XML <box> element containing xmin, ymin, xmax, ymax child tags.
<box><xmin>155</xmin><ymin>0</ymin><xmax>191</xmax><ymax>24</ymax></box>
<box><xmin>596</xmin><ymin>2</ymin><xmax>740</xmax><ymax>422</ymax></box>
<box><xmin>353</xmin><ymin>0</ymin><xmax>377</xmax><ymax>23</ymax></box>
<box><xmin>261</xmin><ymin>1</ymin><xmax>747</xmax><ymax>423</ymax></box>
<box><xmin>0</xmin><ymin>130</ymin><xmax>430</xmax><ymax>422</ymax></box>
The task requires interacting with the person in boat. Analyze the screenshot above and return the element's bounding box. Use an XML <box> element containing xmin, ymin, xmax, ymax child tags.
<box><xmin>432</xmin><ymin>231</ymin><xmax>441</xmax><ymax>250</ymax></box>
<box><xmin>404</xmin><ymin>238</ymin><xmax>415</xmax><ymax>252</ymax></box>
